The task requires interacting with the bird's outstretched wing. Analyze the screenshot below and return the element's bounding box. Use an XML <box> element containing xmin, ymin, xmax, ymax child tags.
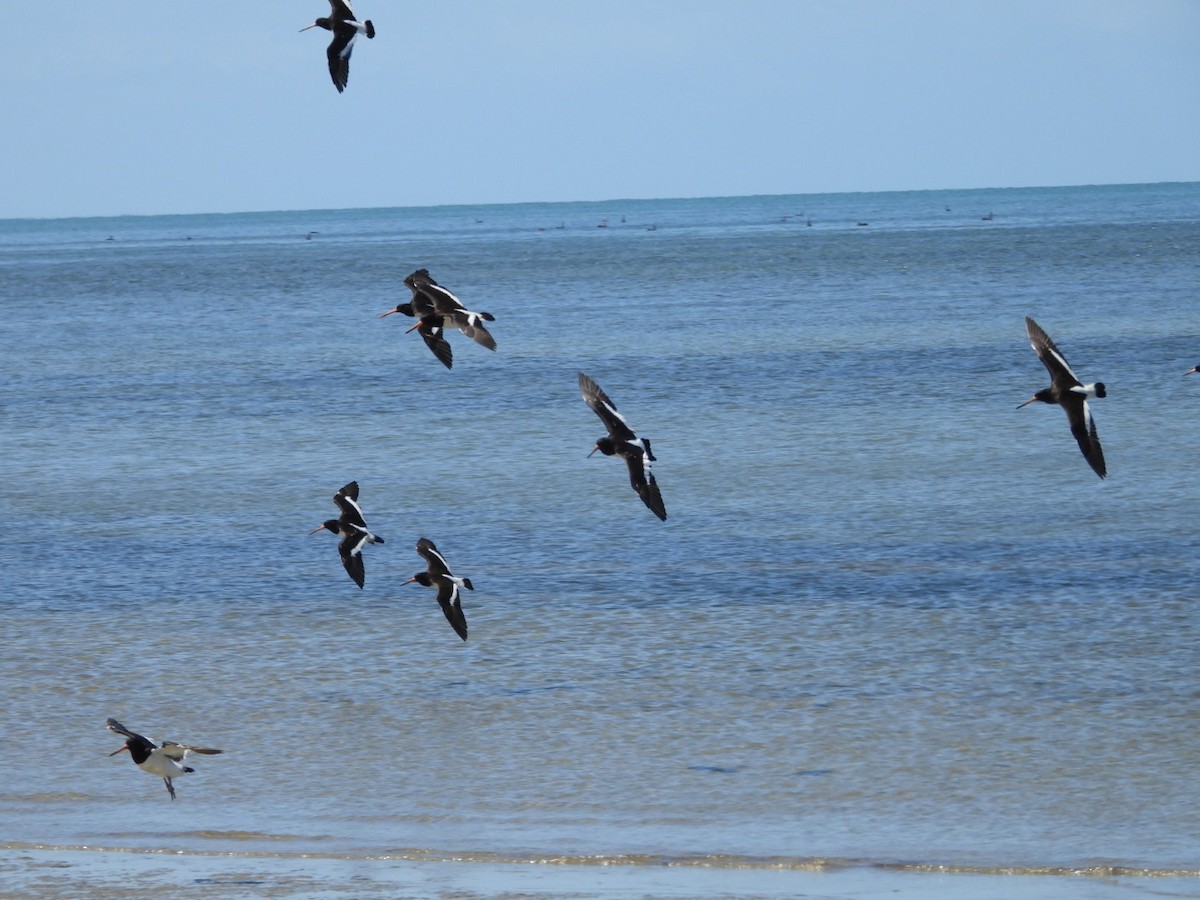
<box><xmin>333</xmin><ymin>481</ymin><xmax>367</xmax><ymax>528</ymax></box>
<box><xmin>452</xmin><ymin>311</ymin><xmax>497</xmax><ymax>351</ymax></box>
<box><xmin>623</xmin><ymin>455</ymin><xmax>668</xmax><ymax>520</ymax></box>
<box><xmin>1026</xmin><ymin>316</ymin><xmax>1080</xmax><ymax>386</ymax></box>
<box><xmin>578</xmin><ymin>372</ymin><xmax>636</xmax><ymax>441</ymax></box>
<box><xmin>1064</xmin><ymin>397</ymin><xmax>1107</xmax><ymax>479</ymax></box>
<box><xmin>436</xmin><ymin>583</ymin><xmax>469</xmax><ymax>641</ymax></box>
<box><xmin>416</xmin><ymin>320</ymin><xmax>453</xmax><ymax>369</ymax></box>
<box><xmin>326</xmin><ymin>26</ymin><xmax>358</xmax><ymax>93</ymax></box>
<box><xmin>105</xmin><ymin>718</ymin><xmax>144</xmax><ymax>742</ymax></box>
<box><xmin>416</xmin><ymin>537</ymin><xmax>451</xmax><ymax>576</ymax></box>
<box><xmin>338</xmin><ymin>532</ymin><xmax>368</xmax><ymax>587</ymax></box>
<box><xmin>159</xmin><ymin>740</ymin><xmax>224</xmax><ymax>760</ymax></box>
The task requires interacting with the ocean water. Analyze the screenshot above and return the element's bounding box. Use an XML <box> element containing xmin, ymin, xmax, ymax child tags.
<box><xmin>2</xmin><ymin>183</ymin><xmax>1200</xmax><ymax>893</ymax></box>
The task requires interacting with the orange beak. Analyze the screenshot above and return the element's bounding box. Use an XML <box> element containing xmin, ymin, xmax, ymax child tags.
<box><xmin>108</xmin><ymin>744</ymin><xmax>130</xmax><ymax>757</ymax></box>
<box><xmin>307</xmin><ymin>524</ymin><xmax>329</xmax><ymax>535</ymax></box>
<box><xmin>299</xmin><ymin>23</ymin><xmax>319</xmax><ymax>32</ymax></box>
<box><xmin>1016</xmin><ymin>396</ymin><xmax>1038</xmax><ymax>410</ymax></box>
<box><xmin>379</xmin><ymin>309</ymin><xmax>398</xmax><ymax>318</ymax></box>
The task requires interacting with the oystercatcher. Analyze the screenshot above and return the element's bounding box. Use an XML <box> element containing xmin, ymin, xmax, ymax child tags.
<box><xmin>405</xmin><ymin>537</ymin><xmax>472</xmax><ymax>641</ymax></box>
<box><xmin>301</xmin><ymin>0</ymin><xmax>375</xmax><ymax>93</ymax></box>
<box><xmin>308</xmin><ymin>481</ymin><xmax>385</xmax><ymax>588</ymax></box>
<box><xmin>382</xmin><ymin>269</ymin><xmax>496</xmax><ymax>353</ymax></box>
<box><xmin>406</xmin><ymin>269</ymin><xmax>497</xmax><ymax>351</ymax></box>
<box><xmin>1018</xmin><ymin>316</ymin><xmax>1107</xmax><ymax>479</ymax></box>
<box><xmin>106</xmin><ymin>718</ymin><xmax>222</xmax><ymax>801</ymax></box>
<box><xmin>578</xmin><ymin>371</ymin><xmax>668</xmax><ymax>520</ymax></box>
<box><xmin>379</xmin><ymin>274</ymin><xmax>458</xmax><ymax>374</ymax></box>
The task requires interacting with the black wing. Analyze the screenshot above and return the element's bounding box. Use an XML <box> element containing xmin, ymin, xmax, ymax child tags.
<box><xmin>435</xmin><ymin>581</ymin><xmax>469</xmax><ymax>641</ymax></box>
<box><xmin>623</xmin><ymin>454</ymin><xmax>668</xmax><ymax>520</ymax></box>
<box><xmin>326</xmin><ymin>26</ymin><xmax>357</xmax><ymax>92</ymax></box>
<box><xmin>333</xmin><ymin>481</ymin><xmax>368</xmax><ymax>529</ymax></box>
<box><xmin>416</xmin><ymin>537</ymin><xmax>451</xmax><ymax>576</ymax></box>
<box><xmin>1063</xmin><ymin>395</ymin><xmax>1107</xmax><ymax>479</ymax></box>
<box><xmin>416</xmin><ymin>319</ymin><xmax>453</xmax><ymax>369</ymax></box>
<box><xmin>1026</xmin><ymin>316</ymin><xmax>1081</xmax><ymax>388</ymax></box>
<box><xmin>422</xmin><ymin>279</ymin><xmax>468</xmax><ymax>315</ymax></box>
<box><xmin>579</xmin><ymin>372</ymin><xmax>636</xmax><ymax>442</ymax></box>
<box><xmin>338</xmin><ymin>530</ymin><xmax>369</xmax><ymax>588</ymax></box>
<box><xmin>106</xmin><ymin>718</ymin><xmax>147</xmax><ymax>744</ymax></box>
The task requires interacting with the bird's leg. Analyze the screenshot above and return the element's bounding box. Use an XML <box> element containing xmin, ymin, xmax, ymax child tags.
<box><xmin>163</xmin><ymin>777</ymin><xmax>177</xmax><ymax>801</ymax></box>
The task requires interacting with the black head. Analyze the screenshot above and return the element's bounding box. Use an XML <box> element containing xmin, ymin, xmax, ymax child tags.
<box><xmin>1188</xmin><ymin>366</ymin><xmax>1200</xmax><ymax>377</ymax></box>
<box><xmin>379</xmin><ymin>302</ymin><xmax>415</xmax><ymax>319</ymax></box>
<box><xmin>589</xmin><ymin>437</ymin><xmax>618</xmax><ymax>458</ymax></box>
<box><xmin>1093</xmin><ymin>382</ymin><xmax>1107</xmax><ymax>399</ymax></box>
<box><xmin>308</xmin><ymin>519</ymin><xmax>340</xmax><ymax>536</ymax></box>
<box><xmin>109</xmin><ymin>739</ymin><xmax>152</xmax><ymax>765</ymax></box>
<box><xmin>407</xmin><ymin>572</ymin><xmax>434</xmax><ymax>587</ymax></box>
<box><xmin>300</xmin><ymin>17</ymin><xmax>333</xmax><ymax>32</ymax></box>
<box><xmin>1016</xmin><ymin>389</ymin><xmax>1054</xmax><ymax>410</ymax></box>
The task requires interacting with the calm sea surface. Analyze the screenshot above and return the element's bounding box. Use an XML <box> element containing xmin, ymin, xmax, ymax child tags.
<box><xmin>2</xmin><ymin>183</ymin><xmax>1200</xmax><ymax>891</ymax></box>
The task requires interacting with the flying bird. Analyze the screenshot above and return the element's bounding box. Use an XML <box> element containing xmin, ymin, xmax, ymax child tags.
<box><xmin>406</xmin><ymin>269</ymin><xmax>498</xmax><ymax>351</ymax></box>
<box><xmin>308</xmin><ymin>481</ymin><xmax>385</xmax><ymax>588</ymax></box>
<box><xmin>578</xmin><ymin>371</ymin><xmax>668</xmax><ymax>520</ymax></box>
<box><xmin>380</xmin><ymin>269</ymin><xmax>497</xmax><ymax>365</ymax></box>
<box><xmin>106</xmin><ymin>718</ymin><xmax>222</xmax><ymax>801</ymax></box>
<box><xmin>301</xmin><ymin>0</ymin><xmax>375</xmax><ymax>93</ymax></box>
<box><xmin>405</xmin><ymin>537</ymin><xmax>472</xmax><ymax>641</ymax></box>
<box><xmin>380</xmin><ymin>284</ymin><xmax>454</xmax><ymax>369</ymax></box>
<box><xmin>1018</xmin><ymin>316</ymin><xmax>1107</xmax><ymax>479</ymax></box>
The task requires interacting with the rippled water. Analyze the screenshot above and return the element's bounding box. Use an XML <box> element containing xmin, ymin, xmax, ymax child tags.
<box><xmin>2</xmin><ymin>183</ymin><xmax>1199</xmax><ymax>890</ymax></box>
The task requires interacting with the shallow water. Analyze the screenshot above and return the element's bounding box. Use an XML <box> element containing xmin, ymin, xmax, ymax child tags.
<box><xmin>2</xmin><ymin>184</ymin><xmax>1199</xmax><ymax>888</ymax></box>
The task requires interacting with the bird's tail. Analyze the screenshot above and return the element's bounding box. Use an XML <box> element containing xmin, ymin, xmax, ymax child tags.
<box><xmin>461</xmin><ymin>578</ymin><xmax>474</xmax><ymax>591</ymax></box>
<box><xmin>365</xmin><ymin>20</ymin><xmax>376</xmax><ymax>38</ymax></box>
<box><xmin>182</xmin><ymin>765</ymin><xmax>195</xmax><ymax>774</ymax></box>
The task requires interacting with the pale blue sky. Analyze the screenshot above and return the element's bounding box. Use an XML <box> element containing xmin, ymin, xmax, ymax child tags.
<box><xmin>5</xmin><ymin>1</ymin><xmax>1198</xmax><ymax>219</ymax></box>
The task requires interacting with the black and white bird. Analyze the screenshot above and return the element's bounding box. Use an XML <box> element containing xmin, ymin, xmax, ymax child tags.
<box><xmin>106</xmin><ymin>718</ymin><xmax>223</xmax><ymax>801</ymax></box>
<box><xmin>578</xmin><ymin>371</ymin><xmax>668</xmax><ymax>520</ymax></box>
<box><xmin>1018</xmin><ymin>316</ymin><xmax>1107</xmax><ymax>479</ymax></box>
<box><xmin>405</xmin><ymin>537</ymin><xmax>472</xmax><ymax>641</ymax></box>
<box><xmin>308</xmin><ymin>481</ymin><xmax>385</xmax><ymax>588</ymax></box>
<box><xmin>380</xmin><ymin>269</ymin><xmax>497</xmax><ymax>359</ymax></box>
<box><xmin>380</xmin><ymin>284</ymin><xmax>455</xmax><ymax>369</ymax></box>
<box><xmin>407</xmin><ymin>269</ymin><xmax>498</xmax><ymax>352</ymax></box>
<box><xmin>301</xmin><ymin>0</ymin><xmax>375</xmax><ymax>93</ymax></box>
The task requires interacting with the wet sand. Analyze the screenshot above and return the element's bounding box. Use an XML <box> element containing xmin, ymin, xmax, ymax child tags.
<box><xmin>3</xmin><ymin>847</ymin><xmax>1199</xmax><ymax>900</ymax></box>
